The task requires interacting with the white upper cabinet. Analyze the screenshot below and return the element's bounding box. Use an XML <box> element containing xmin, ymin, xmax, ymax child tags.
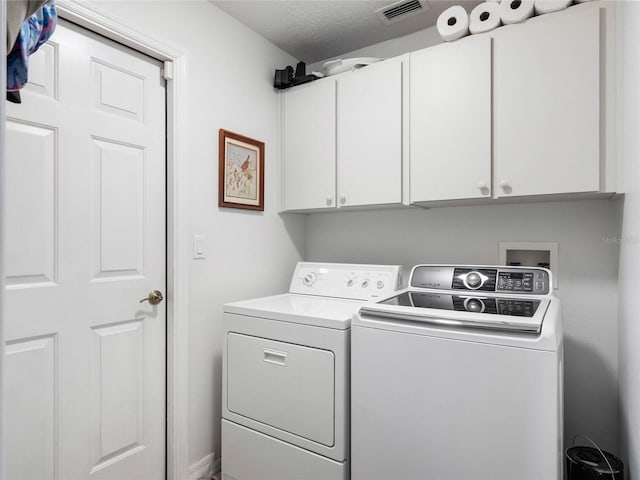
<box><xmin>282</xmin><ymin>79</ymin><xmax>336</xmax><ymax>211</ymax></box>
<box><xmin>281</xmin><ymin>59</ymin><xmax>403</xmax><ymax>212</ymax></box>
<box><xmin>494</xmin><ymin>6</ymin><xmax>601</xmax><ymax>198</ymax></box>
<box><xmin>336</xmin><ymin>58</ymin><xmax>403</xmax><ymax>207</ymax></box>
<box><xmin>280</xmin><ymin>2</ymin><xmax>615</xmax><ymax>212</ymax></box>
<box><xmin>409</xmin><ymin>35</ymin><xmax>492</xmax><ymax>203</ymax></box>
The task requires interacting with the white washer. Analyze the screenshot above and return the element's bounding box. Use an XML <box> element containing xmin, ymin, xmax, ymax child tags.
<box><xmin>222</xmin><ymin>262</ymin><xmax>401</xmax><ymax>480</ymax></box>
<box><xmin>351</xmin><ymin>265</ymin><xmax>563</xmax><ymax>480</ymax></box>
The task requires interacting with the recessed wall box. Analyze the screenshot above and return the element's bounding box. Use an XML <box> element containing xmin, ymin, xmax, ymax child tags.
<box><xmin>499</xmin><ymin>241</ymin><xmax>559</xmax><ymax>288</ymax></box>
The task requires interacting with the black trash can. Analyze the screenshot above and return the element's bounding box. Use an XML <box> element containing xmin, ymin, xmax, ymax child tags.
<box><xmin>566</xmin><ymin>446</ymin><xmax>624</xmax><ymax>480</ymax></box>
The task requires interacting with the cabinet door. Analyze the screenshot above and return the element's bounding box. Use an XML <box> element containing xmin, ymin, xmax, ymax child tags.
<box><xmin>410</xmin><ymin>35</ymin><xmax>492</xmax><ymax>203</ymax></box>
<box><xmin>336</xmin><ymin>59</ymin><xmax>402</xmax><ymax>207</ymax></box>
<box><xmin>494</xmin><ymin>6</ymin><xmax>600</xmax><ymax>197</ymax></box>
<box><xmin>282</xmin><ymin>80</ymin><xmax>336</xmax><ymax>211</ymax></box>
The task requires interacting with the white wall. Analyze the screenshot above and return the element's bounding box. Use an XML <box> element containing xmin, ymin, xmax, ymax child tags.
<box><xmin>306</xmin><ymin>199</ymin><xmax>622</xmax><ymax>452</ymax></box>
<box><xmin>87</xmin><ymin>1</ymin><xmax>306</xmax><ymax>474</ymax></box>
<box><xmin>617</xmin><ymin>1</ymin><xmax>640</xmax><ymax>477</ymax></box>
<box><xmin>307</xmin><ymin>24</ymin><xmax>441</xmax><ymax>73</ymax></box>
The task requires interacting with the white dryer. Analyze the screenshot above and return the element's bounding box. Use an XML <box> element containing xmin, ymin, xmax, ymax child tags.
<box><xmin>351</xmin><ymin>265</ymin><xmax>563</xmax><ymax>480</ymax></box>
<box><xmin>222</xmin><ymin>262</ymin><xmax>401</xmax><ymax>480</ymax></box>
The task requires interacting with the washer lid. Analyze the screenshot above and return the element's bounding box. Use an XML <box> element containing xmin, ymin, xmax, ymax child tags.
<box><xmin>224</xmin><ymin>293</ymin><xmax>364</xmax><ymax>330</ymax></box>
<box><xmin>360</xmin><ymin>291</ymin><xmax>549</xmax><ymax>333</ymax></box>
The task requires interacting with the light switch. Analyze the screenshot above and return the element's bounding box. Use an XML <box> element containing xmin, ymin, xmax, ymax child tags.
<box><xmin>193</xmin><ymin>234</ymin><xmax>205</xmax><ymax>260</ymax></box>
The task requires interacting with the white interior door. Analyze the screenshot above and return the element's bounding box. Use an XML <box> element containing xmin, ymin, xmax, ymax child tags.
<box><xmin>4</xmin><ymin>20</ymin><xmax>166</xmax><ymax>479</ymax></box>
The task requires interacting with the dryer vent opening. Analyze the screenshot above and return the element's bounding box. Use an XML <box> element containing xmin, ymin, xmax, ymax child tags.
<box><xmin>375</xmin><ymin>0</ymin><xmax>430</xmax><ymax>25</ymax></box>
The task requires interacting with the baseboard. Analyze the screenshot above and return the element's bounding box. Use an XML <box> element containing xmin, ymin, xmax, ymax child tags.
<box><xmin>212</xmin><ymin>456</ymin><xmax>221</xmax><ymax>478</ymax></box>
<box><xmin>189</xmin><ymin>452</ymin><xmax>218</xmax><ymax>480</ymax></box>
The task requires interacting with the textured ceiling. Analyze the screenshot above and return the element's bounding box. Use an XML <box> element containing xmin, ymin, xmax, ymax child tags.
<box><xmin>211</xmin><ymin>0</ymin><xmax>482</xmax><ymax>64</ymax></box>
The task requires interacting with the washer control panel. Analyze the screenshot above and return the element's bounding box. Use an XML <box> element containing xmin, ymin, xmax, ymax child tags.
<box><xmin>411</xmin><ymin>265</ymin><xmax>550</xmax><ymax>295</ymax></box>
<box><xmin>290</xmin><ymin>262</ymin><xmax>402</xmax><ymax>300</ymax></box>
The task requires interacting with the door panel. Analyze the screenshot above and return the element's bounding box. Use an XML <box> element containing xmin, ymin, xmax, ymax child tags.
<box><xmin>283</xmin><ymin>80</ymin><xmax>336</xmax><ymax>211</ymax></box>
<box><xmin>90</xmin><ymin>320</ymin><xmax>145</xmax><ymax>473</ymax></box>
<box><xmin>410</xmin><ymin>36</ymin><xmax>492</xmax><ymax>202</ymax></box>
<box><xmin>5</xmin><ymin>336</ymin><xmax>57</xmax><ymax>480</ymax></box>
<box><xmin>24</xmin><ymin>41</ymin><xmax>57</xmax><ymax>99</ymax></box>
<box><xmin>91</xmin><ymin>138</ymin><xmax>145</xmax><ymax>278</ymax></box>
<box><xmin>5</xmin><ymin>20</ymin><xmax>166</xmax><ymax>480</ymax></box>
<box><xmin>494</xmin><ymin>7</ymin><xmax>600</xmax><ymax>197</ymax></box>
<box><xmin>91</xmin><ymin>60</ymin><xmax>145</xmax><ymax>121</ymax></box>
<box><xmin>5</xmin><ymin>121</ymin><xmax>57</xmax><ymax>286</ymax></box>
<box><xmin>337</xmin><ymin>59</ymin><xmax>402</xmax><ymax>207</ymax></box>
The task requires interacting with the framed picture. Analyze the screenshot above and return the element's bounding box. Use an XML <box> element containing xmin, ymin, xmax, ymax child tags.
<box><xmin>218</xmin><ymin>129</ymin><xmax>265</xmax><ymax>211</ymax></box>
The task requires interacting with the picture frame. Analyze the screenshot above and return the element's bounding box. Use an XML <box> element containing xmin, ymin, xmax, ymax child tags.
<box><xmin>218</xmin><ymin>129</ymin><xmax>265</xmax><ymax>211</ymax></box>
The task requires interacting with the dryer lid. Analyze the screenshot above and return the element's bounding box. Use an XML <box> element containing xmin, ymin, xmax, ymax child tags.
<box><xmin>224</xmin><ymin>293</ymin><xmax>364</xmax><ymax>330</ymax></box>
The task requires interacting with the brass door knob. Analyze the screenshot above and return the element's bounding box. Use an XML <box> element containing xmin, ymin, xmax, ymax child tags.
<box><xmin>140</xmin><ymin>290</ymin><xmax>164</xmax><ymax>305</ymax></box>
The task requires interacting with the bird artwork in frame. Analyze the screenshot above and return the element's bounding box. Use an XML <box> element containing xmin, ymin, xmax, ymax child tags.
<box><xmin>218</xmin><ymin>129</ymin><xmax>265</xmax><ymax>211</ymax></box>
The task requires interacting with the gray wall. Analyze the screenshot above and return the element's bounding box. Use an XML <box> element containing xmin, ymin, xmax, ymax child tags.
<box><xmin>306</xmin><ymin>199</ymin><xmax>622</xmax><ymax>452</ymax></box>
<box><xmin>617</xmin><ymin>1</ymin><xmax>640</xmax><ymax>477</ymax></box>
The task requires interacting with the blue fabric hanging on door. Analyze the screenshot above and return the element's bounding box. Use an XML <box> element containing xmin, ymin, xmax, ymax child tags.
<box><xmin>6</xmin><ymin>1</ymin><xmax>57</xmax><ymax>103</ymax></box>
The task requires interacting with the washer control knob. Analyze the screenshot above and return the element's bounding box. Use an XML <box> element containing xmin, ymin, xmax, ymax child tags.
<box><xmin>302</xmin><ymin>272</ymin><xmax>317</xmax><ymax>287</ymax></box>
<box><xmin>464</xmin><ymin>271</ymin><xmax>483</xmax><ymax>289</ymax></box>
<box><xmin>346</xmin><ymin>278</ymin><xmax>354</xmax><ymax>287</ymax></box>
<box><xmin>361</xmin><ymin>279</ymin><xmax>370</xmax><ymax>288</ymax></box>
<box><xmin>376</xmin><ymin>280</ymin><xmax>385</xmax><ymax>289</ymax></box>
<box><xmin>464</xmin><ymin>298</ymin><xmax>485</xmax><ymax>313</ymax></box>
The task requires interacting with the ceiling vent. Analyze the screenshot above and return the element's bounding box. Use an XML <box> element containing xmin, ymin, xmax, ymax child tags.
<box><xmin>375</xmin><ymin>0</ymin><xmax>430</xmax><ymax>25</ymax></box>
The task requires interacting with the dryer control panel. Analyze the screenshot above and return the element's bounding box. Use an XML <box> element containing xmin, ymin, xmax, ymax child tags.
<box><xmin>290</xmin><ymin>262</ymin><xmax>402</xmax><ymax>300</ymax></box>
<box><xmin>410</xmin><ymin>265</ymin><xmax>551</xmax><ymax>295</ymax></box>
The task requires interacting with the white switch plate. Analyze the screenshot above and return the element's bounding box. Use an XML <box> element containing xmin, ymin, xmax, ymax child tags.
<box><xmin>193</xmin><ymin>234</ymin><xmax>205</xmax><ymax>260</ymax></box>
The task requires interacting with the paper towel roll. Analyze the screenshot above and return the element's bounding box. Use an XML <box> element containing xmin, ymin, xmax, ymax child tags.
<box><xmin>534</xmin><ymin>0</ymin><xmax>572</xmax><ymax>14</ymax></box>
<box><xmin>499</xmin><ymin>0</ymin><xmax>535</xmax><ymax>24</ymax></box>
<box><xmin>469</xmin><ymin>2</ymin><xmax>502</xmax><ymax>34</ymax></box>
<box><xmin>437</xmin><ymin>5</ymin><xmax>470</xmax><ymax>42</ymax></box>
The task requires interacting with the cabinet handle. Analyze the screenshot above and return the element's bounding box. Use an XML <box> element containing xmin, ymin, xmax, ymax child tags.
<box><xmin>339</xmin><ymin>194</ymin><xmax>346</xmax><ymax>205</ymax></box>
<box><xmin>499</xmin><ymin>180</ymin><xmax>512</xmax><ymax>195</ymax></box>
<box><xmin>477</xmin><ymin>181</ymin><xmax>490</xmax><ymax>195</ymax></box>
<box><xmin>326</xmin><ymin>195</ymin><xmax>333</xmax><ymax>206</ymax></box>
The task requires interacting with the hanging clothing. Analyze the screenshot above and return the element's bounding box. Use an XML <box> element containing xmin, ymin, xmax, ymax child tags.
<box><xmin>6</xmin><ymin>0</ymin><xmax>49</xmax><ymax>51</ymax></box>
<box><xmin>6</xmin><ymin>1</ymin><xmax>57</xmax><ymax>103</ymax></box>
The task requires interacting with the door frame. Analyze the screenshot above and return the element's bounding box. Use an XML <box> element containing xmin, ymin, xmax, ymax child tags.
<box><xmin>1</xmin><ymin>1</ymin><xmax>7</xmax><ymax>478</ymax></box>
<box><xmin>1</xmin><ymin>2</ymin><xmax>191</xmax><ymax>478</ymax></box>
